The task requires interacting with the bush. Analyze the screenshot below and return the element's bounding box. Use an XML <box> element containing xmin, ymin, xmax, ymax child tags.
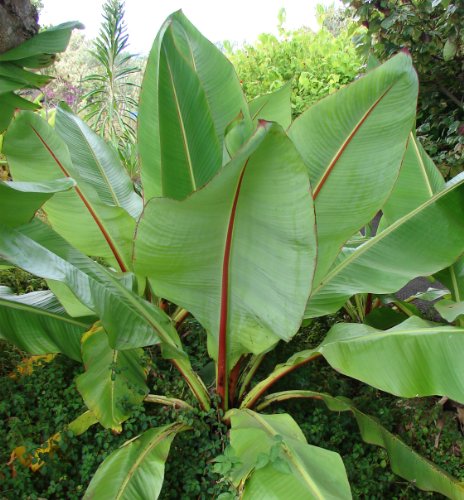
<box><xmin>345</xmin><ymin>0</ymin><xmax>464</xmax><ymax>177</ymax></box>
<box><xmin>226</xmin><ymin>8</ymin><xmax>362</xmax><ymax>117</ymax></box>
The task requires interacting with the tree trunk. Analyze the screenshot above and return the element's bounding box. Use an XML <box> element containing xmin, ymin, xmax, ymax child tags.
<box><xmin>0</xmin><ymin>0</ymin><xmax>39</xmax><ymax>54</ymax></box>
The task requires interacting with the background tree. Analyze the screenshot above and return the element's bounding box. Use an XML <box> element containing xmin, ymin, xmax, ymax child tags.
<box><xmin>345</xmin><ymin>0</ymin><xmax>464</xmax><ymax>177</ymax></box>
<box><xmin>0</xmin><ymin>0</ymin><xmax>39</xmax><ymax>54</ymax></box>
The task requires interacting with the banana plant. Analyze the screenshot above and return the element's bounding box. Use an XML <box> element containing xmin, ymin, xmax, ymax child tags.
<box><xmin>1</xmin><ymin>11</ymin><xmax>464</xmax><ymax>499</ymax></box>
<box><xmin>355</xmin><ymin>129</ymin><xmax>464</xmax><ymax>329</ymax></box>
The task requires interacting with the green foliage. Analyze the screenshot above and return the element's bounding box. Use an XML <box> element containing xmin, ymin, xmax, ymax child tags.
<box><xmin>0</xmin><ymin>22</ymin><xmax>83</xmax><ymax>131</ymax></box>
<box><xmin>0</xmin><ymin>267</ymin><xmax>47</xmax><ymax>295</ymax></box>
<box><xmin>42</xmin><ymin>32</ymin><xmax>94</xmax><ymax>112</ymax></box>
<box><xmin>0</xmin><ymin>348</ymin><xmax>230</xmax><ymax>499</ymax></box>
<box><xmin>1</xmin><ymin>324</ymin><xmax>462</xmax><ymax>498</ymax></box>
<box><xmin>226</xmin><ymin>8</ymin><xmax>362</xmax><ymax>116</ymax></box>
<box><xmin>346</xmin><ymin>0</ymin><xmax>464</xmax><ymax>178</ymax></box>
<box><xmin>1</xmin><ymin>10</ymin><xmax>464</xmax><ymax>499</ymax></box>
<box><xmin>255</xmin><ymin>323</ymin><xmax>464</xmax><ymax>498</ymax></box>
<box><xmin>80</xmin><ymin>0</ymin><xmax>141</xmax><ymax>178</ymax></box>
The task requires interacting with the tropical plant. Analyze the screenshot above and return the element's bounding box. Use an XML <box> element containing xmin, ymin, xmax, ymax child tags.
<box><xmin>80</xmin><ymin>0</ymin><xmax>140</xmax><ymax>178</ymax></box>
<box><xmin>345</xmin><ymin>0</ymin><xmax>464</xmax><ymax>178</ymax></box>
<box><xmin>225</xmin><ymin>7</ymin><xmax>362</xmax><ymax>117</ymax></box>
<box><xmin>337</xmin><ymin>58</ymin><xmax>464</xmax><ymax>329</ymax></box>
<box><xmin>1</xmin><ymin>11</ymin><xmax>464</xmax><ymax>498</ymax></box>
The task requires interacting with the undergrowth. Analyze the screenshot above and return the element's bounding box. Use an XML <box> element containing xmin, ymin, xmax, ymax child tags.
<box><xmin>0</xmin><ymin>314</ymin><xmax>462</xmax><ymax>499</ymax></box>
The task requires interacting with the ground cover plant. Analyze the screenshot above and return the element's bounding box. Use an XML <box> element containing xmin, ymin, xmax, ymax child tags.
<box><xmin>1</xmin><ymin>323</ymin><xmax>462</xmax><ymax>498</ymax></box>
<box><xmin>1</xmin><ymin>10</ymin><xmax>464</xmax><ymax>499</ymax></box>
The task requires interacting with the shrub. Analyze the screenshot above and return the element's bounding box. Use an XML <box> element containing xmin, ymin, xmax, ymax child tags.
<box><xmin>225</xmin><ymin>7</ymin><xmax>362</xmax><ymax>116</ymax></box>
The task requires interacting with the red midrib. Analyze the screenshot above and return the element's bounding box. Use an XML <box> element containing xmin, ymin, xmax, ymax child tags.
<box><xmin>313</xmin><ymin>85</ymin><xmax>394</xmax><ymax>200</ymax></box>
<box><xmin>245</xmin><ymin>353</ymin><xmax>322</xmax><ymax>409</ymax></box>
<box><xmin>31</xmin><ymin>126</ymin><xmax>127</xmax><ymax>273</ymax></box>
<box><xmin>216</xmin><ymin>159</ymin><xmax>249</xmax><ymax>407</ymax></box>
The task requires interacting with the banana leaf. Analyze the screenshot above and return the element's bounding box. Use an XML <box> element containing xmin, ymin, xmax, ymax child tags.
<box><xmin>289</xmin><ymin>53</ymin><xmax>418</xmax><ymax>285</ymax></box>
<box><xmin>84</xmin><ymin>423</ymin><xmax>188</xmax><ymax>500</ymax></box>
<box><xmin>138</xmin><ymin>10</ymin><xmax>251</xmax><ymax>200</ymax></box>
<box><xmin>0</xmin><ymin>286</ymin><xmax>89</xmax><ymax>361</ymax></box>
<box><xmin>135</xmin><ymin>123</ymin><xmax>315</xmax><ymax>381</ymax></box>
<box><xmin>76</xmin><ymin>327</ymin><xmax>148</xmax><ymax>431</ymax></box>
<box><xmin>227</xmin><ymin>409</ymin><xmax>351</xmax><ymax>499</ymax></box>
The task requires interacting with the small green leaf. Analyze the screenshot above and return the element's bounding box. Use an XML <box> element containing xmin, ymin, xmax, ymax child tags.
<box><xmin>380</xmin><ymin>15</ymin><xmax>397</xmax><ymax>29</ymax></box>
<box><xmin>443</xmin><ymin>38</ymin><xmax>457</xmax><ymax>61</ymax></box>
<box><xmin>272</xmin><ymin>456</ymin><xmax>292</xmax><ymax>475</ymax></box>
<box><xmin>435</xmin><ymin>299</ymin><xmax>464</xmax><ymax>322</ymax></box>
<box><xmin>255</xmin><ymin>452</ymin><xmax>270</xmax><ymax>470</ymax></box>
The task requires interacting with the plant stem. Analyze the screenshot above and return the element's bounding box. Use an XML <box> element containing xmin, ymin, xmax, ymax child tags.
<box><xmin>228</xmin><ymin>356</ymin><xmax>245</xmax><ymax>406</ymax></box>
<box><xmin>172</xmin><ymin>307</ymin><xmax>189</xmax><ymax>329</ymax></box>
<box><xmin>354</xmin><ymin>293</ymin><xmax>365</xmax><ymax>322</ymax></box>
<box><xmin>393</xmin><ymin>300</ymin><xmax>414</xmax><ymax>317</ymax></box>
<box><xmin>365</xmin><ymin>293</ymin><xmax>373</xmax><ymax>316</ymax></box>
<box><xmin>238</xmin><ymin>353</ymin><xmax>266</xmax><ymax>400</ymax></box>
<box><xmin>241</xmin><ymin>353</ymin><xmax>322</xmax><ymax>409</ymax></box>
<box><xmin>343</xmin><ymin>299</ymin><xmax>358</xmax><ymax>321</ymax></box>
<box><xmin>144</xmin><ymin>394</ymin><xmax>193</xmax><ymax>410</ymax></box>
<box><xmin>255</xmin><ymin>390</ymin><xmax>325</xmax><ymax>411</ymax></box>
<box><xmin>171</xmin><ymin>358</ymin><xmax>211</xmax><ymax>411</ymax></box>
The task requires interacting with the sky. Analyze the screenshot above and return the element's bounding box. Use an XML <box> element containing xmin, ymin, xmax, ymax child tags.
<box><xmin>39</xmin><ymin>0</ymin><xmax>342</xmax><ymax>55</ymax></box>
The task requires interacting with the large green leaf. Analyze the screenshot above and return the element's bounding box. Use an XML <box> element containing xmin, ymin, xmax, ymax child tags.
<box><xmin>0</xmin><ymin>93</ymin><xmax>39</xmax><ymax>132</ymax></box>
<box><xmin>257</xmin><ymin>391</ymin><xmax>464</xmax><ymax>499</ymax></box>
<box><xmin>0</xmin><ymin>76</ymin><xmax>29</xmax><ymax>95</ymax></box>
<box><xmin>227</xmin><ymin>409</ymin><xmax>351</xmax><ymax>499</ymax></box>
<box><xmin>0</xmin><ymin>221</ymin><xmax>210</xmax><ymax>409</ymax></box>
<box><xmin>288</xmin><ymin>53</ymin><xmax>418</xmax><ymax>285</ymax></box>
<box><xmin>306</xmin><ymin>172</ymin><xmax>464</xmax><ymax>317</ymax></box>
<box><xmin>0</xmin><ymin>178</ymin><xmax>74</xmax><ymax>227</ymax></box>
<box><xmin>0</xmin><ymin>221</ymin><xmax>177</xmax><ymax>351</ymax></box>
<box><xmin>248</xmin><ymin>82</ymin><xmax>292</xmax><ymax>129</ymax></box>
<box><xmin>134</xmin><ymin>123</ymin><xmax>315</xmax><ymax>376</ymax></box>
<box><xmin>76</xmin><ymin>327</ymin><xmax>148</xmax><ymax>431</ymax></box>
<box><xmin>4</xmin><ymin>111</ymin><xmax>136</xmax><ymax>271</ymax></box>
<box><xmin>55</xmin><ymin>105</ymin><xmax>142</xmax><ymax>219</ymax></box>
<box><xmin>0</xmin><ymin>286</ymin><xmax>88</xmax><ymax>361</ymax></box>
<box><xmin>319</xmin><ymin>317</ymin><xmax>464</xmax><ymax>403</ymax></box>
<box><xmin>0</xmin><ymin>62</ymin><xmax>51</xmax><ymax>89</ymax></box>
<box><xmin>243</xmin><ymin>317</ymin><xmax>464</xmax><ymax>408</ymax></box>
<box><xmin>84</xmin><ymin>423</ymin><xmax>188</xmax><ymax>500</ymax></box>
<box><xmin>0</xmin><ymin>22</ymin><xmax>84</xmax><ymax>63</ymax></box>
<box><xmin>46</xmin><ymin>279</ymin><xmax>94</xmax><ymax>317</ymax></box>
<box><xmin>138</xmin><ymin>10</ymin><xmax>251</xmax><ymax>200</ymax></box>
<box><xmin>380</xmin><ymin>132</ymin><xmax>445</xmax><ymax>227</ymax></box>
